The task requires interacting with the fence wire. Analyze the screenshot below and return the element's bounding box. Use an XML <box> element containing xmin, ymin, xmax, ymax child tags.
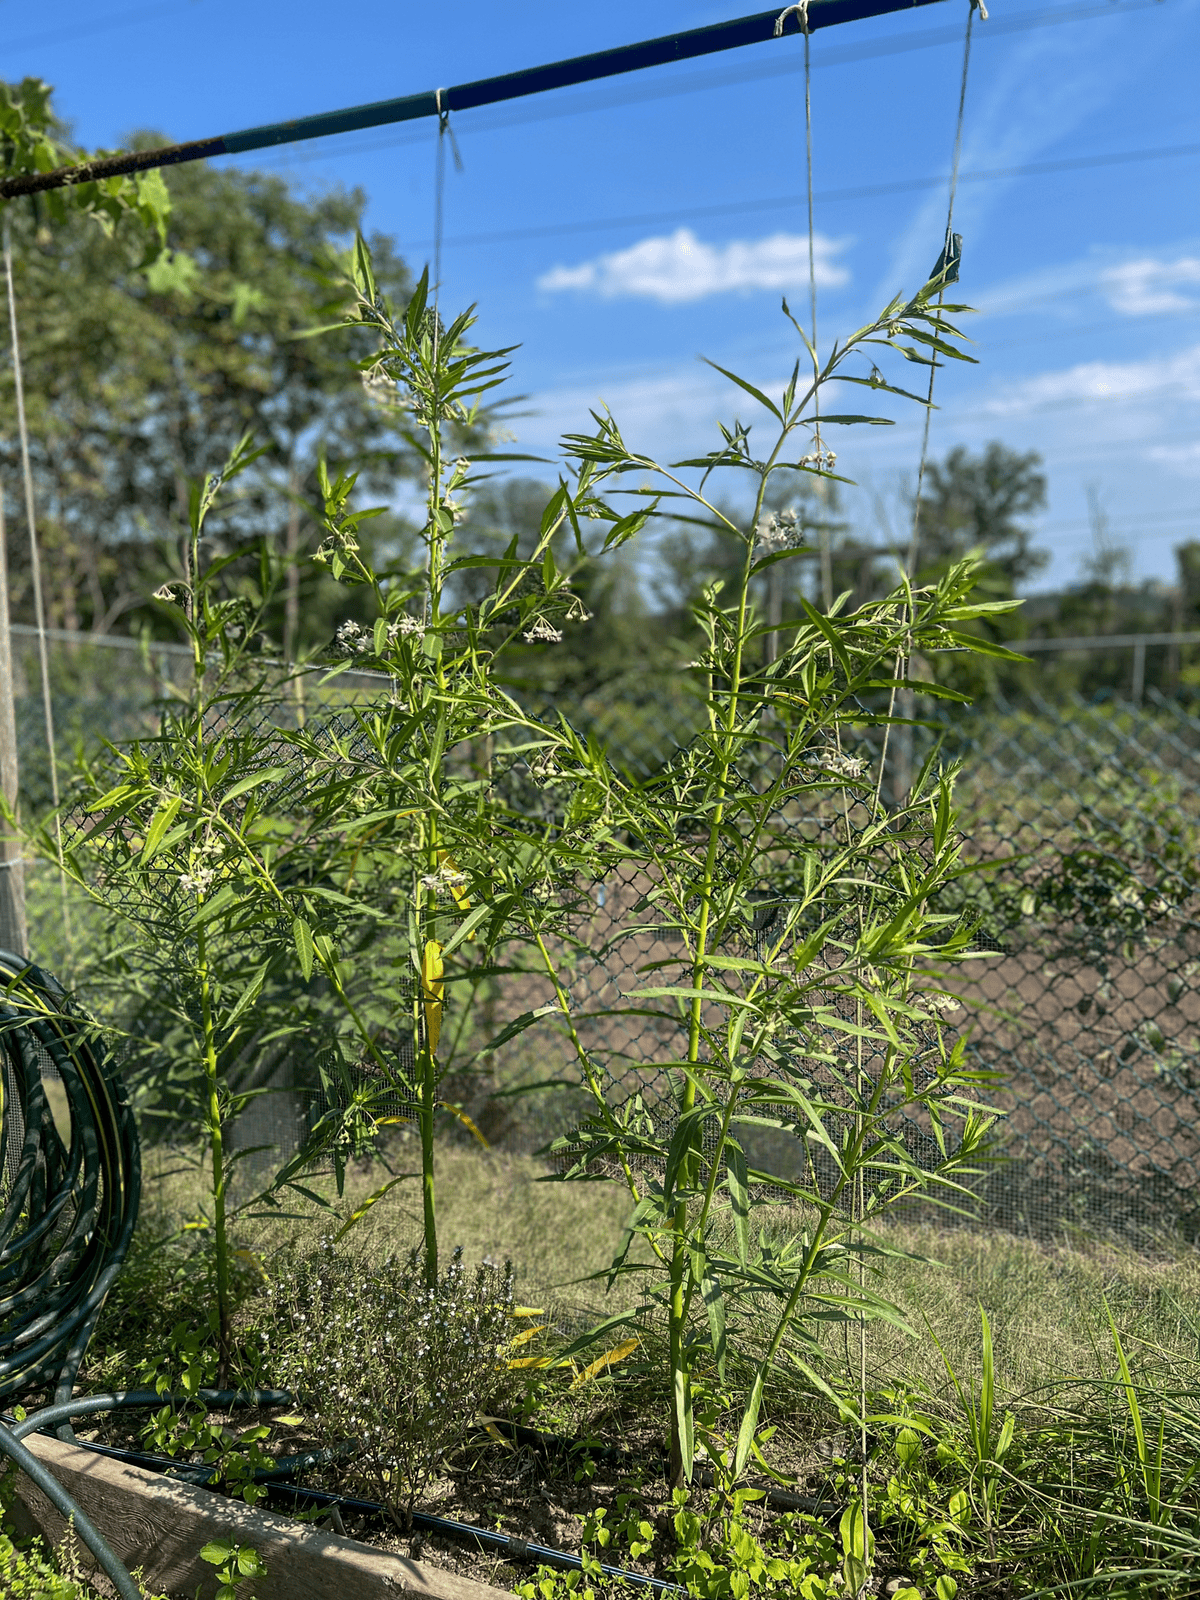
<box><xmin>11</xmin><ymin>630</ymin><xmax>1200</xmax><ymax>1243</ymax></box>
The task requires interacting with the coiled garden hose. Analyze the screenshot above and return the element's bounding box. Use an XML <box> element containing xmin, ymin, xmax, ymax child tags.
<box><xmin>0</xmin><ymin>951</ymin><xmax>143</xmax><ymax>1599</ymax></box>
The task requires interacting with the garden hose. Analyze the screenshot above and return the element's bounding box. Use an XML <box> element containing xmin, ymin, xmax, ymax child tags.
<box><xmin>0</xmin><ymin>1390</ymin><xmax>291</xmax><ymax>1600</ymax></box>
<box><xmin>0</xmin><ymin>951</ymin><xmax>141</xmax><ymax>1416</ymax></box>
<box><xmin>0</xmin><ymin>950</ymin><xmax>143</xmax><ymax>1599</ymax></box>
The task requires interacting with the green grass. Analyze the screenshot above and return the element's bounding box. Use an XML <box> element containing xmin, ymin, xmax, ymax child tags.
<box><xmin>82</xmin><ymin>1142</ymin><xmax>1200</xmax><ymax>1598</ymax></box>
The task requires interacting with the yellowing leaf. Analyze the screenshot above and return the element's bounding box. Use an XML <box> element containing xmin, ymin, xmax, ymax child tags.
<box><xmin>438</xmin><ymin>1099</ymin><xmax>489</xmax><ymax>1149</ymax></box>
<box><xmin>233</xmin><ymin>1248</ymin><xmax>268</xmax><ymax>1282</ymax></box>
<box><xmin>570</xmin><ymin>1337</ymin><xmax>640</xmax><ymax>1388</ymax></box>
<box><xmin>333</xmin><ymin>1175</ymin><xmax>409</xmax><ymax>1242</ymax></box>
<box><xmin>511</xmin><ymin>1306</ymin><xmax>546</xmax><ymax>1319</ymax></box>
<box><xmin>422</xmin><ymin>939</ymin><xmax>444</xmax><ymax>1055</ymax></box>
<box><xmin>507</xmin><ymin>1355</ymin><xmax>562</xmax><ymax>1371</ymax></box>
<box><xmin>508</xmin><ymin>1325</ymin><xmax>548</xmax><ymax>1349</ymax></box>
<box><xmin>437</xmin><ymin>850</ymin><xmax>472</xmax><ymax>914</ymax></box>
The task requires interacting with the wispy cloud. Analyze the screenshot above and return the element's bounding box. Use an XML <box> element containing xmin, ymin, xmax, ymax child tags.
<box><xmin>536</xmin><ymin>227</ymin><xmax>849</xmax><ymax>304</ymax></box>
<box><xmin>973</xmin><ymin>249</ymin><xmax>1200</xmax><ymax>320</ymax></box>
<box><xmin>979</xmin><ymin>342</ymin><xmax>1200</xmax><ymax>416</ymax></box>
<box><xmin>1102</xmin><ymin>257</ymin><xmax>1200</xmax><ymax>316</ymax></box>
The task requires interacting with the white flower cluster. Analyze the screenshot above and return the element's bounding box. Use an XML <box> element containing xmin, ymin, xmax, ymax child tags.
<box><xmin>419</xmin><ymin>862</ymin><xmax>469</xmax><ymax>897</ymax></box>
<box><xmin>179</xmin><ymin>834</ymin><xmax>225</xmax><ymax>898</ymax></box>
<box><xmin>523</xmin><ymin>617</ymin><xmax>563</xmax><ymax>644</ymax></box>
<box><xmin>801</xmin><ymin>747</ymin><xmax>868</xmax><ymax>781</ymax></box>
<box><xmin>915</xmin><ymin>992</ymin><xmax>962</xmax><ymax>1016</ymax></box>
<box><xmin>755</xmin><ymin>506</ymin><xmax>801</xmax><ymax>553</ymax></box>
<box><xmin>335</xmin><ymin>620</ymin><xmax>371</xmax><ymax>656</ymax></box>
<box><xmin>336</xmin><ymin>617</ymin><xmax>425</xmax><ymax>657</ymax></box>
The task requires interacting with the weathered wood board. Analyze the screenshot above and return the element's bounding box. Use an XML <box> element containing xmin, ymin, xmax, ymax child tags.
<box><xmin>11</xmin><ymin>1431</ymin><xmax>512</xmax><ymax>1600</ymax></box>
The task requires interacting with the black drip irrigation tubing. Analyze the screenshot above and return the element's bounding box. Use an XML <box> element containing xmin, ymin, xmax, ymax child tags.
<box><xmin>32</xmin><ymin>1404</ymin><xmax>845</xmax><ymax>1597</ymax></box>
<box><xmin>0</xmin><ymin>0</ymin><xmax>950</xmax><ymax>200</ymax></box>
<box><xmin>25</xmin><ymin>1413</ymin><xmax>689</xmax><ymax>1596</ymax></box>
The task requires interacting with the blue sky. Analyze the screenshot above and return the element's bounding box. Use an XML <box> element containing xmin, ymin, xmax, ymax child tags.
<box><xmin>10</xmin><ymin>0</ymin><xmax>1200</xmax><ymax>592</ymax></box>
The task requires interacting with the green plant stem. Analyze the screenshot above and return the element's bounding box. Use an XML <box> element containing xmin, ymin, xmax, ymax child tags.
<box><xmin>668</xmin><ymin>534</ymin><xmax>760</xmax><ymax>1488</ymax></box>
<box><xmin>196</xmin><ymin>919</ymin><xmax>231</xmax><ymax>1377</ymax></box>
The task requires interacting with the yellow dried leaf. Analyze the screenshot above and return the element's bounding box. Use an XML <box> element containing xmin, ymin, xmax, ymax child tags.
<box><xmin>569</xmin><ymin>1337</ymin><xmax>640</xmax><ymax>1389</ymax></box>
<box><xmin>438</xmin><ymin>1099</ymin><xmax>489</xmax><ymax>1149</ymax></box>
<box><xmin>422</xmin><ymin>939</ymin><xmax>444</xmax><ymax>1055</ymax></box>
<box><xmin>508</xmin><ymin>1325</ymin><xmax>548</xmax><ymax>1349</ymax></box>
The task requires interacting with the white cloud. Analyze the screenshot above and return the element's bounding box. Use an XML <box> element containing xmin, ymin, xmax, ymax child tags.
<box><xmin>536</xmin><ymin>227</ymin><xmax>849</xmax><ymax>304</ymax></box>
<box><xmin>979</xmin><ymin>342</ymin><xmax>1200</xmax><ymax>417</ymax></box>
<box><xmin>1147</xmin><ymin>439</ymin><xmax>1200</xmax><ymax>475</ymax></box>
<box><xmin>1101</xmin><ymin>257</ymin><xmax>1200</xmax><ymax>316</ymax></box>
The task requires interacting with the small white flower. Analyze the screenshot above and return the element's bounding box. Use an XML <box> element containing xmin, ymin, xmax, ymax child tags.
<box><xmin>152</xmin><ymin>582</ymin><xmax>183</xmax><ymax>604</ymax></box>
<box><xmin>335</xmin><ymin>620</ymin><xmax>370</xmax><ymax>655</ymax></box>
<box><xmin>755</xmin><ymin>508</ymin><xmax>802</xmax><ymax>553</ymax></box>
<box><xmin>523</xmin><ymin>617</ymin><xmax>563</xmax><ymax>644</ymax></box>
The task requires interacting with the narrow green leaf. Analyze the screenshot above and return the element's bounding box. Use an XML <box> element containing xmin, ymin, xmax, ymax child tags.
<box><xmin>734</xmin><ymin>1364</ymin><xmax>767</xmax><ymax>1478</ymax></box>
<box><xmin>292</xmin><ymin>915</ymin><xmax>314</xmax><ymax>982</ymax></box>
<box><xmin>726</xmin><ymin>1141</ymin><xmax>751</xmax><ymax>1268</ymax></box>
<box><xmin>140</xmin><ymin>794</ymin><xmax>182</xmax><ymax>863</ymax></box>
<box><xmin>702</xmin><ymin>358</ymin><xmax>783</xmax><ymax>421</ymax></box>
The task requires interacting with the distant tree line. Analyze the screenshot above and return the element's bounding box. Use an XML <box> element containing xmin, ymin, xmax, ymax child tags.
<box><xmin>1</xmin><ymin>85</ymin><xmax>1195</xmax><ymax>708</ymax></box>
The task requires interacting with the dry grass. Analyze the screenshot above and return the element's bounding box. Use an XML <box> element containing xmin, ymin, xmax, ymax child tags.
<box><xmin>140</xmin><ymin>1137</ymin><xmax>1200</xmax><ymax>1409</ymax></box>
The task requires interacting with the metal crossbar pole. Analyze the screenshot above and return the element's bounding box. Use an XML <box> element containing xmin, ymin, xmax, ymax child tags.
<box><xmin>0</xmin><ymin>0</ymin><xmax>949</xmax><ymax>201</ymax></box>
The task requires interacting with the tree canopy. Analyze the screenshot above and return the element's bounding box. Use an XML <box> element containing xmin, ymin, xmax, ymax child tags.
<box><xmin>0</xmin><ymin>102</ymin><xmax>412</xmax><ymax>648</ymax></box>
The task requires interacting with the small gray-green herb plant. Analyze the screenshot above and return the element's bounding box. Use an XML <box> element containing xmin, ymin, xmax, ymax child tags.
<box><xmin>264</xmin><ymin>1239</ymin><xmax>516</xmax><ymax>1528</ymax></box>
<box><xmin>531</xmin><ymin>263</ymin><xmax>1018</xmax><ymax>1509</ymax></box>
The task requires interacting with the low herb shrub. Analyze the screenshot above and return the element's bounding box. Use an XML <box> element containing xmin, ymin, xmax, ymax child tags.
<box><xmin>263</xmin><ymin>1238</ymin><xmax>516</xmax><ymax>1525</ymax></box>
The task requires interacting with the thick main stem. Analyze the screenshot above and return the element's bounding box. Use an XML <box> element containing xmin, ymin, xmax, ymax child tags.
<box><xmin>668</xmin><ymin>535</ymin><xmax>758</xmax><ymax>1488</ymax></box>
<box><xmin>197</xmin><ymin>921</ymin><xmax>230</xmax><ymax>1375</ymax></box>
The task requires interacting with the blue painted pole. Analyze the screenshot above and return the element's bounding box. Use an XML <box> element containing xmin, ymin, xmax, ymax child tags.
<box><xmin>0</xmin><ymin>0</ymin><xmax>950</xmax><ymax>199</ymax></box>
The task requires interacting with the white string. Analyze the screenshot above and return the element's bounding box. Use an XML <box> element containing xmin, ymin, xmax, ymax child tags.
<box><xmin>3</xmin><ymin>211</ymin><xmax>69</xmax><ymax>940</ymax></box>
<box><xmin>906</xmin><ymin>2</ymin><xmax>979</xmax><ymax>578</ymax></box>
<box><xmin>776</xmin><ymin>3</ymin><xmax>831</xmax><ymax>610</ymax></box>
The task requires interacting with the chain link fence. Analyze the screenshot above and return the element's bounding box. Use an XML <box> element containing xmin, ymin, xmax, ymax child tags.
<box><xmin>11</xmin><ymin>629</ymin><xmax>1200</xmax><ymax>1243</ymax></box>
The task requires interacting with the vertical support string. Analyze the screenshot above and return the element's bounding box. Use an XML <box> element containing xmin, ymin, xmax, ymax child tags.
<box><xmin>3</xmin><ymin>211</ymin><xmax>69</xmax><ymax>948</ymax></box>
<box><xmin>906</xmin><ymin>0</ymin><xmax>978</xmax><ymax>581</ymax></box>
<box><xmin>879</xmin><ymin>0</ymin><xmax>979</xmax><ymax>814</ymax></box>
<box><xmin>802</xmin><ymin>20</ymin><xmax>833</xmax><ymax>614</ymax></box>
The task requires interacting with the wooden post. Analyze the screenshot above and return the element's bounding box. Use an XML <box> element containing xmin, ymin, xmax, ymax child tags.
<box><xmin>0</xmin><ymin>489</ymin><xmax>26</xmax><ymax>958</ymax></box>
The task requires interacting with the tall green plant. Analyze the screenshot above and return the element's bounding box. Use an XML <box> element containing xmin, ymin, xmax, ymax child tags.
<box><xmin>269</xmin><ymin>240</ymin><xmax>614</xmax><ymax>1284</ymax></box>
<box><xmin>28</xmin><ymin>440</ymin><xmax>375</xmax><ymax>1366</ymax></box>
<box><xmin>533</xmin><ymin>268</ymin><xmax>1018</xmax><ymax>1512</ymax></box>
